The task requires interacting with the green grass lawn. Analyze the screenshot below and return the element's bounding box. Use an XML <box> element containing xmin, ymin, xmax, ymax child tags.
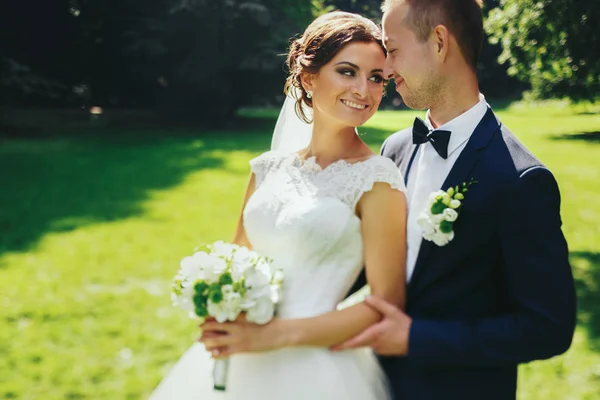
<box><xmin>1</xmin><ymin>102</ymin><xmax>599</xmax><ymax>399</ymax></box>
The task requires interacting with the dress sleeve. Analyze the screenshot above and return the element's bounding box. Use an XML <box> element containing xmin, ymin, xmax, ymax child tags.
<box><xmin>351</xmin><ymin>157</ymin><xmax>407</xmax><ymax>209</ymax></box>
<box><xmin>249</xmin><ymin>151</ymin><xmax>282</xmax><ymax>188</ymax></box>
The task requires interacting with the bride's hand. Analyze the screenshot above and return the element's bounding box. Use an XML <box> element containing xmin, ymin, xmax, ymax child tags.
<box><xmin>198</xmin><ymin>317</ymin><xmax>288</xmax><ymax>359</ymax></box>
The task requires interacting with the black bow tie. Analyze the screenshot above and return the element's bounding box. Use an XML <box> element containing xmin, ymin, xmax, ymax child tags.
<box><xmin>412</xmin><ymin>117</ymin><xmax>451</xmax><ymax>159</ymax></box>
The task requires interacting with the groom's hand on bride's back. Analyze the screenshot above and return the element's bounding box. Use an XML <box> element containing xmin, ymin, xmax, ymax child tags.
<box><xmin>332</xmin><ymin>296</ymin><xmax>412</xmax><ymax>356</ymax></box>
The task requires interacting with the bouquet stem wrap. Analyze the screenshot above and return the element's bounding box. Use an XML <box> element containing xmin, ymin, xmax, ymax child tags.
<box><xmin>213</xmin><ymin>358</ymin><xmax>229</xmax><ymax>391</ymax></box>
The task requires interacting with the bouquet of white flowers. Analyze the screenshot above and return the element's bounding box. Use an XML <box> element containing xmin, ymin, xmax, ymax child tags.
<box><xmin>171</xmin><ymin>241</ymin><xmax>283</xmax><ymax>391</ymax></box>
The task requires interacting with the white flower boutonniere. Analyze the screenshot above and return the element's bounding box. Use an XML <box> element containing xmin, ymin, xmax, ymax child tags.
<box><xmin>417</xmin><ymin>179</ymin><xmax>477</xmax><ymax>246</ymax></box>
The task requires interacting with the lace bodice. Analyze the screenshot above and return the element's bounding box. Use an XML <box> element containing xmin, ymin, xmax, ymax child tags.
<box><xmin>242</xmin><ymin>151</ymin><xmax>406</xmax><ymax>319</ymax></box>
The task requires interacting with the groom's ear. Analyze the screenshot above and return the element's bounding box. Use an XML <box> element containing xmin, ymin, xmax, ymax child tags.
<box><xmin>430</xmin><ymin>24</ymin><xmax>450</xmax><ymax>63</ymax></box>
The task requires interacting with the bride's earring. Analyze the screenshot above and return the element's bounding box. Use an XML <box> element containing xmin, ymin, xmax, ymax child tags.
<box><xmin>307</xmin><ymin>90</ymin><xmax>313</xmax><ymax>99</ymax></box>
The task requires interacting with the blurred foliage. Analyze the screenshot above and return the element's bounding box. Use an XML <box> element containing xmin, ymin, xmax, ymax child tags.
<box><xmin>1</xmin><ymin>0</ymin><xmax>598</xmax><ymax>119</ymax></box>
<box><xmin>71</xmin><ymin>0</ymin><xmax>325</xmax><ymax>119</ymax></box>
<box><xmin>477</xmin><ymin>0</ymin><xmax>526</xmax><ymax>99</ymax></box>
<box><xmin>485</xmin><ymin>0</ymin><xmax>600</xmax><ymax>101</ymax></box>
<box><xmin>323</xmin><ymin>0</ymin><xmax>383</xmax><ymax>19</ymax></box>
<box><xmin>0</xmin><ymin>0</ymin><xmax>324</xmax><ymax>119</ymax></box>
<box><xmin>0</xmin><ymin>58</ymin><xmax>67</xmax><ymax>103</ymax></box>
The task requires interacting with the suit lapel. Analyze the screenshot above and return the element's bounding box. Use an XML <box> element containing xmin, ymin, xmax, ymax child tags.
<box><xmin>403</xmin><ymin>144</ymin><xmax>420</xmax><ymax>185</ymax></box>
<box><xmin>408</xmin><ymin>108</ymin><xmax>501</xmax><ymax>290</ymax></box>
<box><xmin>391</xmin><ymin>134</ymin><xmax>418</xmax><ymax>182</ymax></box>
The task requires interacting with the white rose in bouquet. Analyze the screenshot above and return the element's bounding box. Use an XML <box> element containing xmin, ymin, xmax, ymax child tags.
<box><xmin>431</xmin><ymin>213</ymin><xmax>445</xmax><ymax>224</ymax></box>
<box><xmin>210</xmin><ymin>241</ymin><xmax>239</xmax><ymax>257</ymax></box>
<box><xmin>207</xmin><ymin>286</ymin><xmax>243</xmax><ymax>323</ymax></box>
<box><xmin>432</xmin><ymin>231</ymin><xmax>454</xmax><ymax>247</ymax></box>
<box><xmin>230</xmin><ymin>246</ymin><xmax>255</xmax><ymax>280</ymax></box>
<box><xmin>246</xmin><ymin>295</ymin><xmax>276</xmax><ymax>325</ymax></box>
<box><xmin>417</xmin><ymin>213</ymin><xmax>436</xmax><ymax>236</ymax></box>
<box><xmin>442</xmin><ymin>208</ymin><xmax>458</xmax><ymax>222</ymax></box>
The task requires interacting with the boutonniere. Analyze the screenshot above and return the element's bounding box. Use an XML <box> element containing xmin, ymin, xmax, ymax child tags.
<box><xmin>417</xmin><ymin>178</ymin><xmax>477</xmax><ymax>246</ymax></box>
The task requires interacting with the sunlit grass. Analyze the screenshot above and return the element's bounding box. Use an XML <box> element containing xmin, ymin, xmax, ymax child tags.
<box><xmin>0</xmin><ymin>103</ymin><xmax>598</xmax><ymax>399</ymax></box>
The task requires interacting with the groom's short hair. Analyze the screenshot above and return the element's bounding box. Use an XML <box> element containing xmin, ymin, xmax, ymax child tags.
<box><xmin>382</xmin><ymin>0</ymin><xmax>484</xmax><ymax>70</ymax></box>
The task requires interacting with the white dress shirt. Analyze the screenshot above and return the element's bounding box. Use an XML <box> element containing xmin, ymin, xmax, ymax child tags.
<box><xmin>405</xmin><ymin>94</ymin><xmax>489</xmax><ymax>282</ymax></box>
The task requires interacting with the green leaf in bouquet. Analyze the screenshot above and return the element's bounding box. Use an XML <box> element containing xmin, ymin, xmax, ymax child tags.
<box><xmin>194</xmin><ymin>280</ymin><xmax>209</xmax><ymax>295</ymax></box>
<box><xmin>193</xmin><ymin>292</ymin><xmax>207</xmax><ymax>308</ymax></box>
<box><xmin>271</xmin><ymin>269</ymin><xmax>284</xmax><ymax>286</ymax></box>
<box><xmin>195</xmin><ymin>306</ymin><xmax>209</xmax><ymax>318</ymax></box>
<box><xmin>171</xmin><ymin>278</ymin><xmax>184</xmax><ymax>296</ymax></box>
<box><xmin>209</xmin><ymin>288</ymin><xmax>224</xmax><ymax>304</ymax></box>
<box><xmin>233</xmin><ymin>279</ymin><xmax>246</xmax><ymax>296</ymax></box>
<box><xmin>439</xmin><ymin>220</ymin><xmax>454</xmax><ymax>234</ymax></box>
<box><xmin>219</xmin><ymin>272</ymin><xmax>233</xmax><ymax>286</ymax></box>
<box><xmin>431</xmin><ymin>201</ymin><xmax>446</xmax><ymax>215</ymax></box>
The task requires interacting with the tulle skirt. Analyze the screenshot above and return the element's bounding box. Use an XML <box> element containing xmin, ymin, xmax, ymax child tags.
<box><xmin>149</xmin><ymin>343</ymin><xmax>391</xmax><ymax>400</ymax></box>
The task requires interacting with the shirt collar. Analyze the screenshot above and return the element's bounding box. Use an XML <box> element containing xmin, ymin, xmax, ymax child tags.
<box><xmin>424</xmin><ymin>93</ymin><xmax>489</xmax><ymax>156</ymax></box>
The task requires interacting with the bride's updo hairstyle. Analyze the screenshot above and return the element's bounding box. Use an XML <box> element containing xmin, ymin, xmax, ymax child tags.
<box><xmin>284</xmin><ymin>11</ymin><xmax>385</xmax><ymax>123</ymax></box>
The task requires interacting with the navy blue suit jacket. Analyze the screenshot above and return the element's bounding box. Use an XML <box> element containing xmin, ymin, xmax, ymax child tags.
<box><xmin>373</xmin><ymin>109</ymin><xmax>576</xmax><ymax>399</ymax></box>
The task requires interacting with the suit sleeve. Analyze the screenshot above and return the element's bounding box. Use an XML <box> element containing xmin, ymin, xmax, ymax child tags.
<box><xmin>380</xmin><ymin>136</ymin><xmax>390</xmax><ymax>157</ymax></box>
<box><xmin>406</xmin><ymin>167</ymin><xmax>576</xmax><ymax>365</ymax></box>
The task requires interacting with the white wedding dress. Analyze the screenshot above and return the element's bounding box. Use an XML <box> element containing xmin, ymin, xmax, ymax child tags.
<box><xmin>150</xmin><ymin>150</ymin><xmax>406</xmax><ymax>400</ymax></box>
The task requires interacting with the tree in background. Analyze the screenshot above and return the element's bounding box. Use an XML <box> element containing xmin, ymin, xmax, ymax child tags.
<box><xmin>323</xmin><ymin>0</ymin><xmax>383</xmax><ymax>19</ymax></box>
<box><xmin>75</xmin><ymin>0</ymin><xmax>324</xmax><ymax>119</ymax></box>
<box><xmin>165</xmin><ymin>0</ymin><xmax>330</xmax><ymax>118</ymax></box>
<box><xmin>7</xmin><ymin>0</ymin><xmax>596</xmax><ymax>118</ymax></box>
<box><xmin>1</xmin><ymin>0</ymin><xmax>325</xmax><ymax>120</ymax></box>
<box><xmin>0</xmin><ymin>0</ymin><xmax>76</xmax><ymax>106</ymax></box>
<box><xmin>486</xmin><ymin>0</ymin><xmax>600</xmax><ymax>101</ymax></box>
<box><xmin>477</xmin><ymin>0</ymin><xmax>525</xmax><ymax>100</ymax></box>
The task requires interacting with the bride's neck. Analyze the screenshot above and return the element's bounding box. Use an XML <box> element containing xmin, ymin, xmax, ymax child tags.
<box><xmin>302</xmin><ymin>118</ymin><xmax>359</xmax><ymax>165</ymax></box>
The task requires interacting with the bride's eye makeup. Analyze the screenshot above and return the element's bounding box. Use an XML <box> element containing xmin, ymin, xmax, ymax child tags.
<box><xmin>337</xmin><ymin>67</ymin><xmax>356</xmax><ymax>77</ymax></box>
<box><xmin>369</xmin><ymin>74</ymin><xmax>384</xmax><ymax>84</ymax></box>
<box><xmin>335</xmin><ymin>61</ymin><xmax>361</xmax><ymax>77</ymax></box>
<box><xmin>335</xmin><ymin>62</ymin><xmax>384</xmax><ymax>84</ymax></box>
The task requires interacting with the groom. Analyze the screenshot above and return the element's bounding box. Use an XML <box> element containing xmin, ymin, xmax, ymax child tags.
<box><xmin>338</xmin><ymin>1</ymin><xmax>576</xmax><ymax>399</ymax></box>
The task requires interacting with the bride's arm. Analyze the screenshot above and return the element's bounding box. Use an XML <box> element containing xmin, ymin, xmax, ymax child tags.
<box><xmin>231</xmin><ymin>172</ymin><xmax>256</xmax><ymax>249</ymax></box>
<box><xmin>201</xmin><ymin>182</ymin><xmax>406</xmax><ymax>354</ymax></box>
<box><xmin>277</xmin><ymin>182</ymin><xmax>406</xmax><ymax>347</ymax></box>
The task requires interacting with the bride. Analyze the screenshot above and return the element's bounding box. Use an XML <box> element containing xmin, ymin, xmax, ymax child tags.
<box><xmin>150</xmin><ymin>11</ymin><xmax>407</xmax><ymax>400</ymax></box>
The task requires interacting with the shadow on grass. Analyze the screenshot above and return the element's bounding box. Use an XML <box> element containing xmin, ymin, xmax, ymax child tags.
<box><xmin>0</xmin><ymin>101</ymin><xmax>534</xmax><ymax>258</ymax></box>
<box><xmin>551</xmin><ymin>131</ymin><xmax>600</xmax><ymax>143</ymax></box>
<box><xmin>571</xmin><ymin>251</ymin><xmax>600</xmax><ymax>351</ymax></box>
<box><xmin>0</xmin><ymin>116</ymin><xmax>277</xmax><ymax>258</ymax></box>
